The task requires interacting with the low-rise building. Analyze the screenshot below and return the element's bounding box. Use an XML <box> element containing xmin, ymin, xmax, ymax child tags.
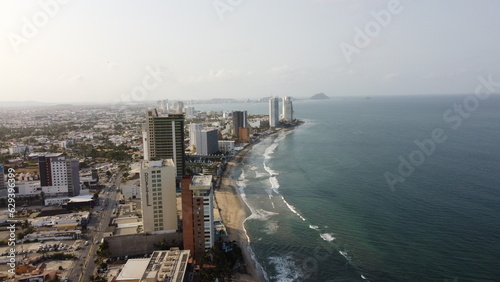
<box><xmin>218</xmin><ymin>140</ymin><xmax>235</xmax><ymax>154</ymax></box>
<box><xmin>122</xmin><ymin>184</ymin><xmax>141</xmax><ymax>200</ymax></box>
<box><xmin>116</xmin><ymin>248</ymin><xmax>190</xmax><ymax>282</ymax></box>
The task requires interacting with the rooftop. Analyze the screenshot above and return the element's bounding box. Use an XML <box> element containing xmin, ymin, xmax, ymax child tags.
<box><xmin>67</xmin><ymin>194</ymin><xmax>94</xmax><ymax>203</ymax></box>
<box><xmin>116</xmin><ymin>258</ymin><xmax>150</xmax><ymax>281</ymax></box>
<box><xmin>191</xmin><ymin>175</ymin><xmax>212</xmax><ymax>187</ymax></box>
<box><xmin>142</xmin><ymin>159</ymin><xmax>175</xmax><ymax>169</ymax></box>
<box><xmin>116</xmin><ymin>248</ymin><xmax>190</xmax><ymax>282</ymax></box>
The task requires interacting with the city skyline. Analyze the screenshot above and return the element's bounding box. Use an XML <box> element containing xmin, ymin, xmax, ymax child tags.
<box><xmin>1</xmin><ymin>1</ymin><xmax>500</xmax><ymax>103</ymax></box>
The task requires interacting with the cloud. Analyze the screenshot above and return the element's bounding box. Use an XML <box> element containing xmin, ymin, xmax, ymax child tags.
<box><xmin>384</xmin><ymin>72</ymin><xmax>400</xmax><ymax>80</ymax></box>
<box><xmin>421</xmin><ymin>72</ymin><xmax>442</xmax><ymax>80</ymax></box>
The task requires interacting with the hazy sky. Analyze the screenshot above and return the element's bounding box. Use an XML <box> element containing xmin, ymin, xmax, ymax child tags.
<box><xmin>1</xmin><ymin>0</ymin><xmax>499</xmax><ymax>103</ymax></box>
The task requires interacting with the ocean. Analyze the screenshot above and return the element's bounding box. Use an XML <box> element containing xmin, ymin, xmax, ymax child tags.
<box><xmin>198</xmin><ymin>95</ymin><xmax>500</xmax><ymax>282</ymax></box>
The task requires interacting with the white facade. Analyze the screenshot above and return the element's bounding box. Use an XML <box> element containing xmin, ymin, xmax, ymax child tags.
<box><xmin>196</xmin><ymin>128</ymin><xmax>218</xmax><ymax>155</ymax></box>
<box><xmin>10</xmin><ymin>181</ymin><xmax>72</xmax><ymax>198</ymax></box>
<box><xmin>15</xmin><ymin>181</ymin><xmax>41</xmax><ymax>196</ymax></box>
<box><xmin>44</xmin><ymin>197</ymin><xmax>70</xmax><ymax>206</ymax></box>
<box><xmin>30</xmin><ymin>211</ymin><xmax>89</xmax><ymax>228</ymax></box>
<box><xmin>123</xmin><ymin>185</ymin><xmax>141</xmax><ymax>199</ymax></box>
<box><xmin>51</xmin><ymin>159</ymin><xmax>69</xmax><ymax>187</ymax></box>
<box><xmin>218</xmin><ymin>140</ymin><xmax>235</xmax><ymax>154</ymax></box>
<box><xmin>282</xmin><ymin>96</ymin><xmax>294</xmax><ymax>122</ymax></box>
<box><xmin>189</xmin><ymin>123</ymin><xmax>203</xmax><ymax>147</ymax></box>
<box><xmin>9</xmin><ymin>145</ymin><xmax>31</xmax><ymax>155</ymax></box>
<box><xmin>269</xmin><ymin>97</ymin><xmax>280</xmax><ymax>127</ymax></box>
<box><xmin>184</xmin><ymin>106</ymin><xmax>195</xmax><ymax>119</ymax></box>
<box><xmin>140</xmin><ymin>159</ymin><xmax>178</xmax><ymax>234</ymax></box>
<box><xmin>42</xmin><ymin>185</ymin><xmax>70</xmax><ymax>196</ymax></box>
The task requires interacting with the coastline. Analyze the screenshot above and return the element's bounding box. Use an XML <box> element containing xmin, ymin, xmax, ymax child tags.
<box><xmin>215</xmin><ymin>143</ymin><xmax>262</xmax><ymax>281</ymax></box>
<box><xmin>215</xmin><ymin>126</ymin><xmax>299</xmax><ymax>282</ymax></box>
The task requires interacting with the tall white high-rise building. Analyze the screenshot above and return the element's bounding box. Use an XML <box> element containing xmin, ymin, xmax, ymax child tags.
<box><xmin>282</xmin><ymin>96</ymin><xmax>294</xmax><ymax>122</ymax></box>
<box><xmin>196</xmin><ymin>128</ymin><xmax>219</xmax><ymax>155</ymax></box>
<box><xmin>269</xmin><ymin>97</ymin><xmax>280</xmax><ymax>127</ymax></box>
<box><xmin>140</xmin><ymin>159</ymin><xmax>178</xmax><ymax>234</ymax></box>
<box><xmin>189</xmin><ymin>123</ymin><xmax>203</xmax><ymax>147</ymax></box>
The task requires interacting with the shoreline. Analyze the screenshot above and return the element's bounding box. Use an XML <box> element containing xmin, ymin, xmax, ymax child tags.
<box><xmin>215</xmin><ymin>126</ymin><xmax>299</xmax><ymax>282</ymax></box>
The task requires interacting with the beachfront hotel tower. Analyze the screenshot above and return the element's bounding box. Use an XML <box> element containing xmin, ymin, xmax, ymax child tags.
<box><xmin>181</xmin><ymin>175</ymin><xmax>214</xmax><ymax>263</ymax></box>
<box><xmin>282</xmin><ymin>96</ymin><xmax>294</xmax><ymax>122</ymax></box>
<box><xmin>269</xmin><ymin>97</ymin><xmax>280</xmax><ymax>127</ymax></box>
<box><xmin>142</xmin><ymin>109</ymin><xmax>186</xmax><ymax>177</ymax></box>
<box><xmin>140</xmin><ymin>159</ymin><xmax>178</xmax><ymax>234</ymax></box>
<box><xmin>232</xmin><ymin>110</ymin><xmax>250</xmax><ymax>142</ymax></box>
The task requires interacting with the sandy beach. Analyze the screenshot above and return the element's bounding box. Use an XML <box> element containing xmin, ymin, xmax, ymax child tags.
<box><xmin>215</xmin><ymin>144</ymin><xmax>262</xmax><ymax>282</ymax></box>
<box><xmin>214</xmin><ymin>126</ymin><xmax>299</xmax><ymax>281</ymax></box>
<box><xmin>214</xmin><ymin>135</ymin><xmax>276</xmax><ymax>282</ymax></box>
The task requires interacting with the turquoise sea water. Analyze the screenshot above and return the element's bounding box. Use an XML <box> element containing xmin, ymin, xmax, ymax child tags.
<box><xmin>200</xmin><ymin>95</ymin><xmax>500</xmax><ymax>281</ymax></box>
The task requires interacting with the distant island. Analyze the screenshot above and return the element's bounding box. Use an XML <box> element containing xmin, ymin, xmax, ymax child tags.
<box><xmin>310</xmin><ymin>93</ymin><xmax>330</xmax><ymax>100</ymax></box>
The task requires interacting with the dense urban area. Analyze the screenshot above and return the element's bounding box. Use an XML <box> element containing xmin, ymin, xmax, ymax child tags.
<box><xmin>0</xmin><ymin>97</ymin><xmax>300</xmax><ymax>282</ymax></box>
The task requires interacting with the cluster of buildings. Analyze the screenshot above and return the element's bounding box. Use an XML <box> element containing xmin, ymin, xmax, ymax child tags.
<box><xmin>116</xmin><ymin>248</ymin><xmax>190</xmax><ymax>282</ymax></box>
<box><xmin>139</xmin><ymin>109</ymin><xmax>218</xmax><ymax>263</ymax></box>
<box><xmin>0</xmin><ymin>98</ymin><xmax>298</xmax><ymax>280</ymax></box>
<box><xmin>269</xmin><ymin>96</ymin><xmax>294</xmax><ymax>127</ymax></box>
<box><xmin>0</xmin><ymin>105</ymin><xmax>146</xmax><ymax>159</ymax></box>
<box><xmin>0</xmin><ymin>153</ymin><xmax>98</xmax><ymax>207</ymax></box>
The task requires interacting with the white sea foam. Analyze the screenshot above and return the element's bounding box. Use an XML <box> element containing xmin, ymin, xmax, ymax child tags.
<box><xmin>235</xmin><ymin>170</ymin><xmax>269</xmax><ymax>281</ymax></box>
<box><xmin>243</xmin><ymin>223</ymin><xmax>269</xmax><ymax>282</ymax></box>
<box><xmin>339</xmin><ymin>250</ymin><xmax>351</xmax><ymax>263</ymax></box>
<box><xmin>263</xmin><ymin>140</ymin><xmax>280</xmax><ymax>160</ymax></box>
<box><xmin>269</xmin><ymin>176</ymin><xmax>280</xmax><ymax>189</ymax></box>
<box><xmin>263</xmin><ymin>221</ymin><xmax>279</xmax><ymax>234</ymax></box>
<box><xmin>309</xmin><ymin>225</ymin><xmax>319</xmax><ymax>230</ymax></box>
<box><xmin>268</xmin><ymin>255</ymin><xmax>303</xmax><ymax>282</ymax></box>
<box><xmin>264</xmin><ymin>163</ymin><xmax>278</xmax><ymax>176</ymax></box>
<box><xmin>281</xmin><ymin>196</ymin><xmax>306</xmax><ymax>221</ymax></box>
<box><xmin>255</xmin><ymin>171</ymin><xmax>266</xmax><ymax>178</ymax></box>
<box><xmin>263</xmin><ymin>134</ymin><xmax>283</xmax><ymax>177</ymax></box>
<box><xmin>320</xmin><ymin>233</ymin><xmax>336</xmax><ymax>242</ymax></box>
<box><xmin>247</xmin><ymin>208</ymin><xmax>279</xmax><ymax>221</ymax></box>
<box><xmin>237</xmin><ymin>170</ymin><xmax>279</xmax><ymax>222</ymax></box>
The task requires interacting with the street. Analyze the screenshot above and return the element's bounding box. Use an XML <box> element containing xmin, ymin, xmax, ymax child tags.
<box><xmin>67</xmin><ymin>172</ymin><xmax>122</xmax><ymax>281</ymax></box>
